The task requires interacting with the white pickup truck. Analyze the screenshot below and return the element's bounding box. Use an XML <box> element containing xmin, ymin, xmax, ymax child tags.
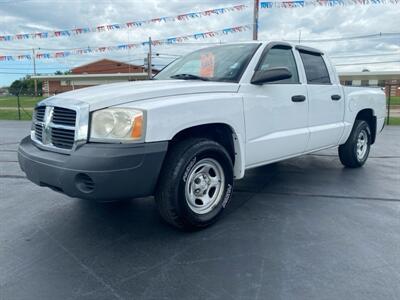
<box><xmin>18</xmin><ymin>41</ymin><xmax>386</xmax><ymax>229</ymax></box>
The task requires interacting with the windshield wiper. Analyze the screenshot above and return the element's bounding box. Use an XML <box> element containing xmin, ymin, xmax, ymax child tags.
<box><xmin>170</xmin><ymin>74</ymin><xmax>210</xmax><ymax>81</ymax></box>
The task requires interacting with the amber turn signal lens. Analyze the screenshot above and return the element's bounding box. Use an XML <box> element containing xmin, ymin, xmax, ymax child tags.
<box><xmin>131</xmin><ymin>115</ymin><xmax>143</xmax><ymax>138</ymax></box>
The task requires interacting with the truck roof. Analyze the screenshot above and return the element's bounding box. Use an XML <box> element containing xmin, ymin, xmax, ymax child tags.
<box><xmin>211</xmin><ymin>41</ymin><xmax>324</xmax><ymax>55</ymax></box>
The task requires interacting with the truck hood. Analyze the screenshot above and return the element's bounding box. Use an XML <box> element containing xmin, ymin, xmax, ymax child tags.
<box><xmin>42</xmin><ymin>80</ymin><xmax>240</xmax><ymax>111</ymax></box>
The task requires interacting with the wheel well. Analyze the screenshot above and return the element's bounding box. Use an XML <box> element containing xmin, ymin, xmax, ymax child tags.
<box><xmin>355</xmin><ymin>109</ymin><xmax>376</xmax><ymax>144</ymax></box>
<box><xmin>170</xmin><ymin>123</ymin><xmax>236</xmax><ymax>164</ymax></box>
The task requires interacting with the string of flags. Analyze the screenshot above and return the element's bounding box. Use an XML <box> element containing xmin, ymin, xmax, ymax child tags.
<box><xmin>0</xmin><ymin>5</ymin><xmax>247</xmax><ymax>42</ymax></box>
<box><xmin>1</xmin><ymin>1</ymin><xmax>398</xmax><ymax>42</ymax></box>
<box><xmin>1</xmin><ymin>1</ymin><xmax>396</xmax><ymax>61</ymax></box>
<box><xmin>0</xmin><ymin>25</ymin><xmax>252</xmax><ymax>62</ymax></box>
<box><xmin>260</xmin><ymin>0</ymin><xmax>400</xmax><ymax>8</ymax></box>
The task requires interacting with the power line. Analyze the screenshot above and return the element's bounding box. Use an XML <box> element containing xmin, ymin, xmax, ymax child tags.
<box><xmin>335</xmin><ymin>60</ymin><xmax>400</xmax><ymax>66</ymax></box>
<box><xmin>0</xmin><ymin>59</ymin><xmax>170</xmax><ymax>73</ymax></box>
<box><xmin>285</xmin><ymin>32</ymin><xmax>400</xmax><ymax>43</ymax></box>
<box><xmin>0</xmin><ymin>57</ymin><xmax>148</xmax><ymax>68</ymax></box>
<box><xmin>2</xmin><ymin>54</ymin><xmax>399</xmax><ymax>69</ymax></box>
<box><xmin>50</xmin><ymin>55</ymin><xmax>147</xmax><ymax>63</ymax></box>
<box><xmin>0</xmin><ymin>25</ymin><xmax>252</xmax><ymax>61</ymax></box>
<box><xmin>331</xmin><ymin>52</ymin><xmax>400</xmax><ymax>59</ymax></box>
<box><xmin>1</xmin><ymin>32</ymin><xmax>399</xmax><ymax>54</ymax></box>
<box><xmin>0</xmin><ymin>42</ymin><xmax>223</xmax><ymax>52</ymax></box>
<box><xmin>155</xmin><ymin>52</ymin><xmax>181</xmax><ymax>57</ymax></box>
<box><xmin>0</xmin><ymin>61</ymin><xmax>146</xmax><ymax>70</ymax></box>
<box><xmin>1</xmin><ymin>60</ymin><xmax>398</xmax><ymax>75</ymax></box>
<box><xmin>0</xmin><ymin>71</ymin><xmax>36</xmax><ymax>75</ymax></box>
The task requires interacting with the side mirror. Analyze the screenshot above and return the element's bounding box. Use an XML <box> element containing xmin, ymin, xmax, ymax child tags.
<box><xmin>251</xmin><ymin>67</ymin><xmax>292</xmax><ymax>85</ymax></box>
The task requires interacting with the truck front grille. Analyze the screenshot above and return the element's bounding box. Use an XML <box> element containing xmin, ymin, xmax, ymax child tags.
<box><xmin>32</xmin><ymin>105</ymin><xmax>77</xmax><ymax>152</ymax></box>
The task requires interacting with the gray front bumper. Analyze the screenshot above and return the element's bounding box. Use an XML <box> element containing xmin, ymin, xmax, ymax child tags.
<box><xmin>18</xmin><ymin>136</ymin><xmax>168</xmax><ymax>201</ymax></box>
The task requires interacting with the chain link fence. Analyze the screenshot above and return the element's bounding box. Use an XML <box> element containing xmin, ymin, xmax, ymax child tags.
<box><xmin>386</xmin><ymin>85</ymin><xmax>400</xmax><ymax>125</ymax></box>
<box><xmin>0</xmin><ymin>93</ymin><xmax>44</xmax><ymax>121</ymax></box>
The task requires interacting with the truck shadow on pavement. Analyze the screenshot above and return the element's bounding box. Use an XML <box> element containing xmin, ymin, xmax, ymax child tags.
<box><xmin>70</xmin><ymin>151</ymin><xmax>398</xmax><ymax>239</ymax></box>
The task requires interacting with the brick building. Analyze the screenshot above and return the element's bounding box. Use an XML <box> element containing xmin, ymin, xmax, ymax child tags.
<box><xmin>33</xmin><ymin>59</ymin><xmax>154</xmax><ymax>96</ymax></box>
<box><xmin>71</xmin><ymin>59</ymin><xmax>145</xmax><ymax>74</ymax></box>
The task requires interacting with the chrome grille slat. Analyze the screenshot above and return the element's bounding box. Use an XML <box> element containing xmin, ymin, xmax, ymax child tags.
<box><xmin>51</xmin><ymin>135</ymin><xmax>75</xmax><ymax>140</ymax></box>
<box><xmin>35</xmin><ymin>107</ymin><xmax>46</xmax><ymax>122</ymax></box>
<box><xmin>51</xmin><ymin>131</ymin><xmax>75</xmax><ymax>136</ymax></box>
<box><xmin>53</xmin><ymin>115</ymin><xmax>76</xmax><ymax>120</ymax></box>
<box><xmin>52</xmin><ymin>107</ymin><xmax>76</xmax><ymax>126</ymax></box>
<box><xmin>51</xmin><ymin>126</ymin><xmax>75</xmax><ymax>149</ymax></box>
<box><xmin>34</xmin><ymin>123</ymin><xmax>43</xmax><ymax>142</ymax></box>
<box><xmin>51</xmin><ymin>133</ymin><xmax>74</xmax><ymax>139</ymax></box>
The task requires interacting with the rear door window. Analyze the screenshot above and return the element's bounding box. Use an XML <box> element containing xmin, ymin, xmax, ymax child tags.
<box><xmin>299</xmin><ymin>51</ymin><xmax>331</xmax><ymax>84</ymax></box>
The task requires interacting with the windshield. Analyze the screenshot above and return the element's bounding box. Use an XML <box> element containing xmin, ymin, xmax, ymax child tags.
<box><xmin>155</xmin><ymin>43</ymin><xmax>261</xmax><ymax>83</ymax></box>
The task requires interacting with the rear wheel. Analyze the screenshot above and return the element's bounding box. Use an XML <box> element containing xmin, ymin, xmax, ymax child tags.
<box><xmin>155</xmin><ymin>138</ymin><xmax>234</xmax><ymax>230</ymax></box>
<box><xmin>339</xmin><ymin>120</ymin><xmax>371</xmax><ymax>168</ymax></box>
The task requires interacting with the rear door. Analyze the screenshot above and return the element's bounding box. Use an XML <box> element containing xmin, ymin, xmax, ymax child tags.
<box><xmin>297</xmin><ymin>47</ymin><xmax>345</xmax><ymax>150</ymax></box>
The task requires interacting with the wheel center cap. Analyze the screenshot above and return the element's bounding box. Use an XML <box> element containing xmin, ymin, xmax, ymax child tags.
<box><xmin>194</xmin><ymin>174</ymin><xmax>208</xmax><ymax>192</ymax></box>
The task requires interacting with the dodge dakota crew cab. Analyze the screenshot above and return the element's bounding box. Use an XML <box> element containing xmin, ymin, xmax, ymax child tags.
<box><xmin>18</xmin><ymin>41</ymin><xmax>386</xmax><ymax>229</ymax></box>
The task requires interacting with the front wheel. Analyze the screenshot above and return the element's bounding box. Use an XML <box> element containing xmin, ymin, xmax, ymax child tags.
<box><xmin>155</xmin><ymin>138</ymin><xmax>234</xmax><ymax>230</ymax></box>
<box><xmin>339</xmin><ymin>120</ymin><xmax>371</xmax><ymax>168</ymax></box>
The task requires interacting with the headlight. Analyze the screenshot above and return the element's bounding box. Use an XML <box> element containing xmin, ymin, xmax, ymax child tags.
<box><xmin>90</xmin><ymin>108</ymin><xmax>144</xmax><ymax>142</ymax></box>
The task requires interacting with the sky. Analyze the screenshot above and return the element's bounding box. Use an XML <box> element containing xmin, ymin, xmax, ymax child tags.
<box><xmin>0</xmin><ymin>0</ymin><xmax>399</xmax><ymax>87</ymax></box>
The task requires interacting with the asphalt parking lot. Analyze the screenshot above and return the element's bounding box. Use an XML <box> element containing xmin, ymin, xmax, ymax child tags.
<box><xmin>0</xmin><ymin>120</ymin><xmax>399</xmax><ymax>300</ymax></box>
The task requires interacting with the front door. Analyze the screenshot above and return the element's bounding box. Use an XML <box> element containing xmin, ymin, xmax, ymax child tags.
<box><xmin>242</xmin><ymin>45</ymin><xmax>309</xmax><ymax>168</ymax></box>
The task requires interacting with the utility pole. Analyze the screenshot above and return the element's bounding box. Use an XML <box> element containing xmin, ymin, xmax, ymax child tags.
<box><xmin>147</xmin><ymin>37</ymin><xmax>152</xmax><ymax>79</ymax></box>
<box><xmin>32</xmin><ymin>48</ymin><xmax>37</xmax><ymax>97</ymax></box>
<box><xmin>253</xmin><ymin>0</ymin><xmax>259</xmax><ymax>40</ymax></box>
<box><xmin>298</xmin><ymin>30</ymin><xmax>302</xmax><ymax>44</ymax></box>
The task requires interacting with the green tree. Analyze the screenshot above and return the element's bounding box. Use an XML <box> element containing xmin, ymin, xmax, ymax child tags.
<box><xmin>9</xmin><ymin>76</ymin><xmax>42</xmax><ymax>96</ymax></box>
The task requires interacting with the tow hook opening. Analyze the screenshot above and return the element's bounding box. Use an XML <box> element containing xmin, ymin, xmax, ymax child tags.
<box><xmin>75</xmin><ymin>173</ymin><xmax>95</xmax><ymax>193</ymax></box>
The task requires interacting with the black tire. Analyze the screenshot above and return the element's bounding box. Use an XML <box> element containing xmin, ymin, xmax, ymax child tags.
<box><xmin>155</xmin><ymin>138</ymin><xmax>234</xmax><ymax>230</ymax></box>
<box><xmin>339</xmin><ymin>120</ymin><xmax>371</xmax><ymax>168</ymax></box>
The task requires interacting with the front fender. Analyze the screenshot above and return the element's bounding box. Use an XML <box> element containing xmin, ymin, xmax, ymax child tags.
<box><xmin>121</xmin><ymin>93</ymin><xmax>247</xmax><ymax>179</ymax></box>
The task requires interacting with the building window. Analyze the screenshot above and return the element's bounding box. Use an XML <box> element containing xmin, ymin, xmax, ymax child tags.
<box><xmin>369</xmin><ymin>79</ymin><xmax>378</xmax><ymax>86</ymax></box>
<box><xmin>343</xmin><ymin>80</ymin><xmax>352</xmax><ymax>86</ymax></box>
<box><xmin>60</xmin><ymin>80</ymin><xmax>71</xmax><ymax>86</ymax></box>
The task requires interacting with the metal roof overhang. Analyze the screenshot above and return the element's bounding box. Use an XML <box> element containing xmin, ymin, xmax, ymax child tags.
<box><xmin>338</xmin><ymin>71</ymin><xmax>400</xmax><ymax>81</ymax></box>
